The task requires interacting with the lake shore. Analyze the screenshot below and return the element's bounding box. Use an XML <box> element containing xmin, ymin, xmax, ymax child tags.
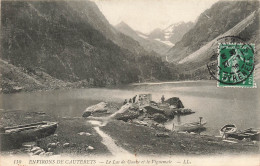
<box><xmin>0</xmin><ymin>105</ymin><xmax>259</xmax><ymax>156</ymax></box>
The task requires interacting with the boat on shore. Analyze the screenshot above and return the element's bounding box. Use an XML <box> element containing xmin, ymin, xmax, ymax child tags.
<box><xmin>219</xmin><ymin>124</ymin><xmax>237</xmax><ymax>138</ymax></box>
<box><xmin>174</xmin><ymin>121</ymin><xmax>207</xmax><ymax>132</ymax></box>
<box><xmin>227</xmin><ymin>128</ymin><xmax>260</xmax><ymax>141</ymax></box>
<box><xmin>0</xmin><ymin>121</ymin><xmax>58</xmax><ymax>150</ymax></box>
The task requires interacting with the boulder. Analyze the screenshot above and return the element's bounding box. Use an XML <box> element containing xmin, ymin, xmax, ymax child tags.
<box><xmin>180</xmin><ymin>144</ymin><xmax>186</xmax><ymax>149</ymax></box>
<box><xmin>163</xmin><ymin>109</ymin><xmax>175</xmax><ymax>119</ymax></box>
<box><xmin>139</xmin><ymin>108</ymin><xmax>144</xmax><ymax>114</ymax></box>
<box><xmin>88</xmin><ymin>102</ymin><xmax>108</xmax><ymax>113</ymax></box>
<box><xmin>39</xmin><ymin>152</ymin><xmax>45</xmax><ymax>156</ymax></box>
<box><xmin>63</xmin><ymin>143</ymin><xmax>70</xmax><ymax>148</ymax></box>
<box><xmin>78</xmin><ymin>132</ymin><xmax>92</xmax><ymax>136</ymax></box>
<box><xmin>47</xmin><ymin>143</ymin><xmax>57</xmax><ymax>148</ymax></box>
<box><xmin>165</xmin><ymin>97</ymin><xmax>184</xmax><ymax>108</ymax></box>
<box><xmin>142</xmin><ymin>119</ymin><xmax>159</xmax><ymax>128</ymax></box>
<box><xmin>157</xmin><ymin>124</ymin><xmax>165</xmax><ymax>128</ymax></box>
<box><xmin>31</xmin><ymin>146</ymin><xmax>41</xmax><ymax>152</ymax></box>
<box><xmin>152</xmin><ymin>113</ymin><xmax>168</xmax><ymax>123</ymax></box>
<box><xmin>82</xmin><ymin>111</ymin><xmax>91</xmax><ymax>118</ymax></box>
<box><xmin>48</xmin><ymin>148</ymin><xmax>53</xmax><ymax>152</ymax></box>
<box><xmin>133</xmin><ymin>120</ymin><xmax>148</xmax><ymax>126</ymax></box>
<box><xmin>45</xmin><ymin>152</ymin><xmax>53</xmax><ymax>156</ymax></box>
<box><xmin>171</xmin><ymin>108</ymin><xmax>194</xmax><ymax>116</ymax></box>
<box><xmin>115</xmin><ymin>110</ymin><xmax>140</xmax><ymax>122</ymax></box>
<box><xmin>86</xmin><ymin>145</ymin><xmax>95</xmax><ymax>150</ymax></box>
<box><xmin>78</xmin><ymin>132</ymin><xmax>85</xmax><ymax>135</ymax></box>
<box><xmin>150</xmin><ymin>101</ymin><xmax>158</xmax><ymax>106</ymax></box>
<box><xmin>137</xmin><ymin>114</ymin><xmax>145</xmax><ymax>121</ymax></box>
<box><xmin>144</xmin><ymin>105</ymin><xmax>164</xmax><ymax>115</ymax></box>
<box><xmin>33</xmin><ymin>149</ymin><xmax>43</xmax><ymax>155</ymax></box>
<box><xmin>22</xmin><ymin>142</ymin><xmax>36</xmax><ymax>149</ymax></box>
<box><xmin>82</xmin><ymin>102</ymin><xmax>108</xmax><ymax>117</ymax></box>
<box><xmin>155</xmin><ymin>132</ymin><xmax>169</xmax><ymax>137</ymax></box>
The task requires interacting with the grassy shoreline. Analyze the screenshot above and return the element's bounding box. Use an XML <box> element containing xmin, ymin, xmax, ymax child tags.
<box><xmin>0</xmin><ymin>106</ymin><xmax>259</xmax><ymax>156</ymax></box>
<box><xmin>102</xmin><ymin>121</ymin><xmax>259</xmax><ymax>155</ymax></box>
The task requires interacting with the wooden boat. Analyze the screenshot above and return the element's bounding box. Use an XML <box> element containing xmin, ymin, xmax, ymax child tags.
<box><xmin>219</xmin><ymin>124</ymin><xmax>237</xmax><ymax>137</ymax></box>
<box><xmin>0</xmin><ymin>121</ymin><xmax>58</xmax><ymax>150</ymax></box>
<box><xmin>174</xmin><ymin>121</ymin><xmax>206</xmax><ymax>132</ymax></box>
<box><xmin>228</xmin><ymin>128</ymin><xmax>260</xmax><ymax>141</ymax></box>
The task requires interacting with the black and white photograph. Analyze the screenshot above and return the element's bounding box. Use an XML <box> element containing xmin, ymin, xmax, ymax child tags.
<box><xmin>0</xmin><ymin>0</ymin><xmax>259</xmax><ymax>165</ymax></box>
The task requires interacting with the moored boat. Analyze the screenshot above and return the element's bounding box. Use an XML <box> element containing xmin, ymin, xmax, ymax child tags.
<box><xmin>0</xmin><ymin>121</ymin><xmax>58</xmax><ymax>150</ymax></box>
<box><xmin>228</xmin><ymin>128</ymin><xmax>260</xmax><ymax>141</ymax></box>
<box><xmin>219</xmin><ymin>124</ymin><xmax>237</xmax><ymax>137</ymax></box>
<box><xmin>174</xmin><ymin>121</ymin><xmax>207</xmax><ymax>132</ymax></box>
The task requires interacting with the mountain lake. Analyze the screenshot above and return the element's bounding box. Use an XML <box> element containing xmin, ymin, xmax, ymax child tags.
<box><xmin>0</xmin><ymin>80</ymin><xmax>259</xmax><ymax>136</ymax></box>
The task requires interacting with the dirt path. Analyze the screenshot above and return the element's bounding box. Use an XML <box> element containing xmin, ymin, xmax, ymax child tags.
<box><xmin>87</xmin><ymin>104</ymin><xmax>132</xmax><ymax>156</ymax></box>
<box><xmin>93</xmin><ymin>126</ymin><xmax>130</xmax><ymax>156</ymax></box>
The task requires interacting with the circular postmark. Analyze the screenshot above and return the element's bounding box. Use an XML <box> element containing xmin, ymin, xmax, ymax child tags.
<box><xmin>207</xmin><ymin>36</ymin><xmax>255</xmax><ymax>85</ymax></box>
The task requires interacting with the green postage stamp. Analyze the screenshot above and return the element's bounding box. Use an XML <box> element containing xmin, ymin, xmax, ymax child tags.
<box><xmin>218</xmin><ymin>43</ymin><xmax>255</xmax><ymax>88</ymax></box>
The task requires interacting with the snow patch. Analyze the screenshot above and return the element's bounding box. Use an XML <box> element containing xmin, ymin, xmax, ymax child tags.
<box><xmin>137</xmin><ymin>33</ymin><xmax>148</xmax><ymax>39</ymax></box>
<box><xmin>154</xmin><ymin>38</ymin><xmax>174</xmax><ymax>47</ymax></box>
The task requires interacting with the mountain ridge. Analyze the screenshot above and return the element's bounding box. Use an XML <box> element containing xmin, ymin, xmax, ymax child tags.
<box><xmin>166</xmin><ymin>1</ymin><xmax>259</xmax><ymax>63</ymax></box>
<box><xmin>115</xmin><ymin>21</ymin><xmax>171</xmax><ymax>55</ymax></box>
<box><xmin>163</xmin><ymin>21</ymin><xmax>194</xmax><ymax>44</ymax></box>
<box><xmin>1</xmin><ymin>0</ymin><xmax>178</xmax><ymax>93</ymax></box>
<box><xmin>171</xmin><ymin>7</ymin><xmax>259</xmax><ymax>80</ymax></box>
<box><xmin>144</xmin><ymin>21</ymin><xmax>194</xmax><ymax>46</ymax></box>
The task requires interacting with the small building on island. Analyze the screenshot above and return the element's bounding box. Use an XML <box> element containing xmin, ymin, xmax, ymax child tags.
<box><xmin>138</xmin><ymin>94</ymin><xmax>152</xmax><ymax>106</ymax></box>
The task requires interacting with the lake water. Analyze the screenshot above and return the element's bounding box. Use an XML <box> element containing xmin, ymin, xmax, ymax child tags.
<box><xmin>0</xmin><ymin>80</ymin><xmax>259</xmax><ymax>135</ymax></box>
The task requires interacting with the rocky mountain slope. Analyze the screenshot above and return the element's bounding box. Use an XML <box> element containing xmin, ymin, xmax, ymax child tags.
<box><xmin>146</xmin><ymin>22</ymin><xmax>194</xmax><ymax>46</ymax></box>
<box><xmin>147</xmin><ymin>28</ymin><xmax>165</xmax><ymax>41</ymax></box>
<box><xmin>115</xmin><ymin>22</ymin><xmax>170</xmax><ymax>55</ymax></box>
<box><xmin>164</xmin><ymin>22</ymin><xmax>194</xmax><ymax>44</ymax></box>
<box><xmin>0</xmin><ymin>59</ymin><xmax>69</xmax><ymax>93</ymax></box>
<box><xmin>66</xmin><ymin>1</ymin><xmax>147</xmax><ymax>56</ymax></box>
<box><xmin>179</xmin><ymin>9</ymin><xmax>259</xmax><ymax>65</ymax></box>
<box><xmin>166</xmin><ymin>1</ymin><xmax>259</xmax><ymax>63</ymax></box>
<box><xmin>1</xmin><ymin>0</ymin><xmax>178</xmax><ymax>93</ymax></box>
<box><xmin>170</xmin><ymin>3</ymin><xmax>260</xmax><ymax>80</ymax></box>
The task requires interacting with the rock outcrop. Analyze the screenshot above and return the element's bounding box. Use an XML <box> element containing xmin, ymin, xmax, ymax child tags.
<box><xmin>151</xmin><ymin>113</ymin><xmax>168</xmax><ymax>123</ymax></box>
<box><xmin>115</xmin><ymin>110</ymin><xmax>140</xmax><ymax>122</ymax></box>
<box><xmin>114</xmin><ymin>105</ymin><xmax>141</xmax><ymax>122</ymax></box>
<box><xmin>165</xmin><ymin>97</ymin><xmax>184</xmax><ymax>108</ymax></box>
<box><xmin>172</xmin><ymin>108</ymin><xmax>194</xmax><ymax>115</ymax></box>
<box><xmin>82</xmin><ymin>102</ymin><xmax>108</xmax><ymax>117</ymax></box>
<box><xmin>144</xmin><ymin>105</ymin><xmax>164</xmax><ymax>114</ymax></box>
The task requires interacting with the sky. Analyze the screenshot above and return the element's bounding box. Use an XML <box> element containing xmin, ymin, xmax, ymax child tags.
<box><xmin>92</xmin><ymin>0</ymin><xmax>219</xmax><ymax>34</ymax></box>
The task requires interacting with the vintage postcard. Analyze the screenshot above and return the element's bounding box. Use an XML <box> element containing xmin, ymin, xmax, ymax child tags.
<box><xmin>0</xmin><ymin>0</ymin><xmax>259</xmax><ymax>166</ymax></box>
